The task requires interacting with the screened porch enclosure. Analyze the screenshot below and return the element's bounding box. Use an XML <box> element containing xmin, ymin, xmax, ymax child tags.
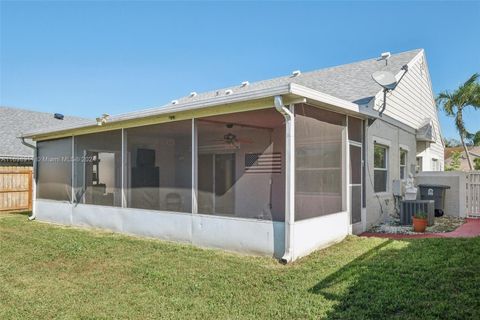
<box><xmin>36</xmin><ymin>104</ymin><xmax>361</xmax><ymax>227</ymax></box>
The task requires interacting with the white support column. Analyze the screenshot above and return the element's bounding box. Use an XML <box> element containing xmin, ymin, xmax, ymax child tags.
<box><xmin>345</xmin><ymin>117</ymin><xmax>351</xmax><ymax>234</ymax></box>
<box><xmin>274</xmin><ymin>96</ymin><xmax>295</xmax><ymax>263</ymax></box>
<box><xmin>30</xmin><ymin>143</ymin><xmax>38</xmax><ymax>220</ymax></box>
<box><xmin>191</xmin><ymin>118</ymin><xmax>198</xmax><ymax>214</ymax></box>
<box><xmin>121</xmin><ymin>128</ymin><xmax>126</xmax><ymax>208</ymax></box>
<box><xmin>284</xmin><ymin>104</ymin><xmax>295</xmax><ymax>262</ymax></box>
<box><xmin>71</xmin><ymin>135</ymin><xmax>75</xmax><ymax>204</ymax></box>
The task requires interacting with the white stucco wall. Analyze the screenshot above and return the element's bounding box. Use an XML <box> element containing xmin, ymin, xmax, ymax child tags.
<box><xmin>365</xmin><ymin>119</ymin><xmax>417</xmax><ymax>228</ymax></box>
<box><xmin>35</xmin><ymin>199</ymin><xmax>285</xmax><ymax>258</ymax></box>
<box><xmin>293</xmin><ymin>211</ymin><xmax>349</xmax><ymax>260</ymax></box>
<box><xmin>35</xmin><ymin>199</ymin><xmax>351</xmax><ymax>261</ymax></box>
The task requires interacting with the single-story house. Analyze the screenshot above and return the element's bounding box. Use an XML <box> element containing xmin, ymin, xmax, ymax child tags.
<box><xmin>0</xmin><ymin>106</ymin><xmax>88</xmax><ymax>166</ymax></box>
<box><xmin>22</xmin><ymin>49</ymin><xmax>444</xmax><ymax>262</ymax></box>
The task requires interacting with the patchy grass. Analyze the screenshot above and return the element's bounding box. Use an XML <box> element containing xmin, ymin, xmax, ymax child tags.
<box><xmin>1</xmin><ymin>213</ymin><xmax>479</xmax><ymax>319</ymax></box>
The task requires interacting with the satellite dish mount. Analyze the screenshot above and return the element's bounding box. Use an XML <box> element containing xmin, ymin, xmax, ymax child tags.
<box><xmin>372</xmin><ymin>65</ymin><xmax>408</xmax><ymax>116</ymax></box>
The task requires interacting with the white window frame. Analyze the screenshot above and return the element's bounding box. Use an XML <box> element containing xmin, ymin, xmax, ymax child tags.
<box><xmin>431</xmin><ymin>158</ymin><xmax>439</xmax><ymax>171</ymax></box>
<box><xmin>373</xmin><ymin>144</ymin><xmax>389</xmax><ymax>193</ymax></box>
<box><xmin>399</xmin><ymin>148</ymin><xmax>408</xmax><ymax>180</ymax></box>
<box><xmin>416</xmin><ymin>156</ymin><xmax>423</xmax><ymax>174</ymax></box>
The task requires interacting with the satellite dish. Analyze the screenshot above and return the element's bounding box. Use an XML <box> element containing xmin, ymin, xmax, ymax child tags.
<box><xmin>372</xmin><ymin>71</ymin><xmax>397</xmax><ymax>91</ymax></box>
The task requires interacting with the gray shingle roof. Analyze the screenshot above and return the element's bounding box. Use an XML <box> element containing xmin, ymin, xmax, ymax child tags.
<box><xmin>0</xmin><ymin>106</ymin><xmax>88</xmax><ymax>160</ymax></box>
<box><xmin>176</xmin><ymin>49</ymin><xmax>421</xmax><ymax>106</ymax></box>
<box><xmin>21</xmin><ymin>49</ymin><xmax>422</xmax><ymax>139</ymax></box>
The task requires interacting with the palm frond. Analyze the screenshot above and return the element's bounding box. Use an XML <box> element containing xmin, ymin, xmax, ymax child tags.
<box><xmin>436</xmin><ymin>91</ymin><xmax>456</xmax><ymax>115</ymax></box>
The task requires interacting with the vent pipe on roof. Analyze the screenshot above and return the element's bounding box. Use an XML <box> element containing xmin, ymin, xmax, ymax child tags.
<box><xmin>292</xmin><ymin>70</ymin><xmax>301</xmax><ymax>77</ymax></box>
<box><xmin>189</xmin><ymin>92</ymin><xmax>197</xmax><ymax>98</ymax></box>
<box><xmin>225</xmin><ymin>89</ymin><xmax>233</xmax><ymax>95</ymax></box>
<box><xmin>378</xmin><ymin>52</ymin><xmax>391</xmax><ymax>66</ymax></box>
<box><xmin>241</xmin><ymin>81</ymin><xmax>249</xmax><ymax>87</ymax></box>
<box><xmin>171</xmin><ymin>100</ymin><xmax>179</xmax><ymax>105</ymax></box>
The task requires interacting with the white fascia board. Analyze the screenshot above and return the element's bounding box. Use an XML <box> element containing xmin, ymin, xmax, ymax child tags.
<box><xmin>360</xmin><ymin>104</ymin><xmax>417</xmax><ymax>134</ymax></box>
<box><xmin>289</xmin><ymin>83</ymin><xmax>361</xmax><ymax>114</ymax></box>
<box><xmin>22</xmin><ymin>84</ymin><xmax>292</xmax><ymax>138</ymax></box>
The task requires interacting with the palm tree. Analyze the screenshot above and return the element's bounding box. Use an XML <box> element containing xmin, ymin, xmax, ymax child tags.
<box><xmin>436</xmin><ymin>73</ymin><xmax>480</xmax><ymax>170</ymax></box>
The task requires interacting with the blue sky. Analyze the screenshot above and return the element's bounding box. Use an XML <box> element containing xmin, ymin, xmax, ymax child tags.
<box><xmin>1</xmin><ymin>1</ymin><xmax>479</xmax><ymax>139</ymax></box>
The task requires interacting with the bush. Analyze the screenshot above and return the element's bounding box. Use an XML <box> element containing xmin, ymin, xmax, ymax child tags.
<box><xmin>414</xmin><ymin>211</ymin><xmax>428</xmax><ymax>219</ymax></box>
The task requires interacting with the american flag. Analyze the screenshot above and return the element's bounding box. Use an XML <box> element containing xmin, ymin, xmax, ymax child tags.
<box><xmin>245</xmin><ymin>153</ymin><xmax>282</xmax><ymax>174</ymax></box>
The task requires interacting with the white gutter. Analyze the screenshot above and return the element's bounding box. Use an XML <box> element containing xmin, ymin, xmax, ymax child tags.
<box><xmin>20</xmin><ymin>138</ymin><xmax>37</xmax><ymax>221</ymax></box>
<box><xmin>274</xmin><ymin>95</ymin><xmax>295</xmax><ymax>264</ymax></box>
<box><xmin>22</xmin><ymin>83</ymin><xmax>365</xmax><ymax>140</ymax></box>
<box><xmin>22</xmin><ymin>84</ymin><xmax>292</xmax><ymax>139</ymax></box>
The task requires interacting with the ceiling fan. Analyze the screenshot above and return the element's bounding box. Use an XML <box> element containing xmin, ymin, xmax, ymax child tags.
<box><xmin>210</xmin><ymin>133</ymin><xmax>253</xmax><ymax>148</ymax></box>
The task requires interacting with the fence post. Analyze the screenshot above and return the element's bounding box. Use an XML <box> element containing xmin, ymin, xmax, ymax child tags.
<box><xmin>459</xmin><ymin>172</ymin><xmax>467</xmax><ymax>218</ymax></box>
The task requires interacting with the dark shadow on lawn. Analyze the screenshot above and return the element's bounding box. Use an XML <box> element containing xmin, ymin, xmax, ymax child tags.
<box><xmin>310</xmin><ymin>237</ymin><xmax>480</xmax><ymax>320</ymax></box>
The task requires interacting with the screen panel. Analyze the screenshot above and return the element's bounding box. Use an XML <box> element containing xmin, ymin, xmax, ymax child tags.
<box><xmin>74</xmin><ymin>130</ymin><xmax>122</xmax><ymax>206</ymax></box>
<box><xmin>36</xmin><ymin>137</ymin><xmax>72</xmax><ymax>201</ymax></box>
<box><xmin>197</xmin><ymin>108</ymin><xmax>285</xmax><ymax>221</ymax></box>
<box><xmin>125</xmin><ymin>121</ymin><xmax>192</xmax><ymax>212</ymax></box>
<box><xmin>295</xmin><ymin>104</ymin><xmax>346</xmax><ymax>220</ymax></box>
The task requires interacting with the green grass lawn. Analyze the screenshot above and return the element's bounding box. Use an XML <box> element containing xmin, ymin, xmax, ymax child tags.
<box><xmin>1</xmin><ymin>212</ymin><xmax>479</xmax><ymax>319</ymax></box>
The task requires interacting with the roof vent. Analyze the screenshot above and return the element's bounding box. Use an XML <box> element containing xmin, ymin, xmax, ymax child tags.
<box><xmin>380</xmin><ymin>52</ymin><xmax>391</xmax><ymax>60</ymax></box>
<box><xmin>96</xmin><ymin>114</ymin><xmax>110</xmax><ymax>126</ymax></box>
<box><xmin>171</xmin><ymin>100</ymin><xmax>179</xmax><ymax>105</ymax></box>
<box><xmin>378</xmin><ymin>52</ymin><xmax>391</xmax><ymax>65</ymax></box>
<box><xmin>225</xmin><ymin>89</ymin><xmax>233</xmax><ymax>95</ymax></box>
<box><xmin>241</xmin><ymin>81</ymin><xmax>249</xmax><ymax>87</ymax></box>
<box><xmin>189</xmin><ymin>92</ymin><xmax>197</xmax><ymax>97</ymax></box>
<box><xmin>54</xmin><ymin>113</ymin><xmax>64</xmax><ymax>120</ymax></box>
<box><xmin>292</xmin><ymin>70</ymin><xmax>301</xmax><ymax>77</ymax></box>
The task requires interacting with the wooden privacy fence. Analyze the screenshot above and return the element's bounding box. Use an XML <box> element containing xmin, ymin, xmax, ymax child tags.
<box><xmin>0</xmin><ymin>166</ymin><xmax>33</xmax><ymax>212</ymax></box>
<box><xmin>466</xmin><ymin>171</ymin><xmax>480</xmax><ymax>218</ymax></box>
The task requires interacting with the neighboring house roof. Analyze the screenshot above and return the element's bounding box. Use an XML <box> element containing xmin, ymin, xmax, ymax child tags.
<box><xmin>445</xmin><ymin>146</ymin><xmax>480</xmax><ymax>171</ymax></box>
<box><xmin>22</xmin><ymin>49</ymin><xmax>422</xmax><ymax>139</ymax></box>
<box><xmin>0</xmin><ymin>106</ymin><xmax>88</xmax><ymax>160</ymax></box>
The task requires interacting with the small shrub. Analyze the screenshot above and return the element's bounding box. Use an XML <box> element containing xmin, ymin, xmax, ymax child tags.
<box><xmin>414</xmin><ymin>211</ymin><xmax>428</xmax><ymax>220</ymax></box>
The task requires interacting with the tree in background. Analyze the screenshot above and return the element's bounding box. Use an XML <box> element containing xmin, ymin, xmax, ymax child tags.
<box><xmin>470</xmin><ymin>131</ymin><xmax>480</xmax><ymax>146</ymax></box>
<box><xmin>444</xmin><ymin>137</ymin><xmax>462</xmax><ymax>147</ymax></box>
<box><xmin>474</xmin><ymin>158</ymin><xmax>480</xmax><ymax>171</ymax></box>
<box><xmin>437</xmin><ymin>73</ymin><xmax>480</xmax><ymax>170</ymax></box>
<box><xmin>445</xmin><ymin>151</ymin><xmax>462</xmax><ymax>171</ymax></box>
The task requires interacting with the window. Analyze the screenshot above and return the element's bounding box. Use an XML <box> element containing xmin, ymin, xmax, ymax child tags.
<box><xmin>125</xmin><ymin>121</ymin><xmax>192</xmax><ymax>212</ymax></box>
<box><xmin>432</xmin><ymin>158</ymin><xmax>439</xmax><ymax>171</ymax></box>
<box><xmin>400</xmin><ymin>149</ymin><xmax>407</xmax><ymax>180</ymax></box>
<box><xmin>295</xmin><ymin>104</ymin><xmax>346</xmax><ymax>220</ymax></box>
<box><xmin>36</xmin><ymin>137</ymin><xmax>72</xmax><ymax>201</ymax></box>
<box><xmin>374</xmin><ymin>144</ymin><xmax>388</xmax><ymax>193</ymax></box>
<box><xmin>416</xmin><ymin>157</ymin><xmax>423</xmax><ymax>173</ymax></box>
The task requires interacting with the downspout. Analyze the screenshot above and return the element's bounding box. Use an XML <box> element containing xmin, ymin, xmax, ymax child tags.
<box><xmin>274</xmin><ymin>95</ymin><xmax>295</xmax><ymax>264</ymax></box>
<box><xmin>20</xmin><ymin>137</ymin><xmax>37</xmax><ymax>220</ymax></box>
